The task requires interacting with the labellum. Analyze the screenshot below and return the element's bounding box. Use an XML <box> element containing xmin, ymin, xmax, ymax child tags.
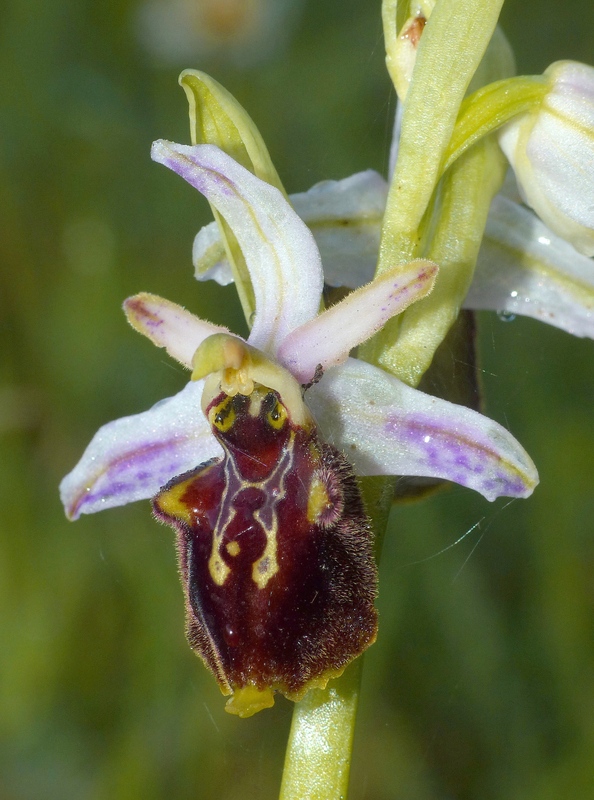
<box><xmin>152</xmin><ymin>334</ymin><xmax>378</xmax><ymax>717</ymax></box>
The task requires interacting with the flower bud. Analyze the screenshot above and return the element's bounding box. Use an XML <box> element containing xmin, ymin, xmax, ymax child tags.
<box><xmin>498</xmin><ymin>60</ymin><xmax>594</xmax><ymax>256</ymax></box>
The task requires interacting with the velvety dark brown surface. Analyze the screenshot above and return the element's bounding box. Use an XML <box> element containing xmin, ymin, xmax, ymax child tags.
<box><xmin>154</xmin><ymin>391</ymin><xmax>377</xmax><ymax>699</ymax></box>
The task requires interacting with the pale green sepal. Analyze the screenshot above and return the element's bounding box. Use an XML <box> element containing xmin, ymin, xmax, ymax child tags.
<box><xmin>179</xmin><ymin>70</ymin><xmax>286</xmax><ymax>325</ymax></box>
<box><xmin>179</xmin><ymin>70</ymin><xmax>285</xmax><ymax>192</ymax></box>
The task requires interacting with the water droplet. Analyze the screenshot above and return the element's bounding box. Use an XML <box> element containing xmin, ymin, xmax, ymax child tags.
<box><xmin>497</xmin><ymin>310</ymin><xmax>516</xmax><ymax>322</ymax></box>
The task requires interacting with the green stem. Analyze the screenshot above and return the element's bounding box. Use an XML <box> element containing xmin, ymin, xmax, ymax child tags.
<box><xmin>278</xmin><ymin>478</ymin><xmax>395</xmax><ymax>800</ymax></box>
<box><xmin>367</xmin><ymin>135</ymin><xmax>507</xmax><ymax>386</ymax></box>
<box><xmin>278</xmin><ymin>658</ymin><xmax>364</xmax><ymax>800</ymax></box>
<box><xmin>378</xmin><ymin>0</ymin><xmax>505</xmax><ymax>270</ymax></box>
<box><xmin>363</xmin><ymin>10</ymin><xmax>516</xmax><ymax>387</ymax></box>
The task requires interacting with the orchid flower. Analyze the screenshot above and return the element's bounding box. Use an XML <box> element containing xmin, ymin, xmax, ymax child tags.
<box><xmin>54</xmin><ymin>0</ymin><xmax>589</xmax><ymax>793</ymax></box>
<box><xmin>60</xmin><ymin>142</ymin><xmax>537</xmax><ymax>524</ymax></box>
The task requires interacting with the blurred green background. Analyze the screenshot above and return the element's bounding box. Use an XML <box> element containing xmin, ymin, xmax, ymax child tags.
<box><xmin>2</xmin><ymin>1</ymin><xmax>594</xmax><ymax>798</ymax></box>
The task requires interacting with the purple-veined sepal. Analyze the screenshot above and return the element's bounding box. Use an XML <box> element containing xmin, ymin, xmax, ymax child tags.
<box><xmin>307</xmin><ymin>358</ymin><xmax>538</xmax><ymax>501</ymax></box>
<box><xmin>60</xmin><ymin>380</ymin><xmax>220</xmax><ymax>520</ymax></box>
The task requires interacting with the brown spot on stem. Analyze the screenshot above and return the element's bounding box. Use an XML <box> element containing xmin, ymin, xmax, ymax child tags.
<box><xmin>401</xmin><ymin>15</ymin><xmax>426</xmax><ymax>48</ymax></box>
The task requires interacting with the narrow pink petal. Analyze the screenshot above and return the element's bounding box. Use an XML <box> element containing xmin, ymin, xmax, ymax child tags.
<box><xmin>151</xmin><ymin>141</ymin><xmax>323</xmax><ymax>354</ymax></box>
<box><xmin>307</xmin><ymin>359</ymin><xmax>538</xmax><ymax>501</ymax></box>
<box><xmin>277</xmin><ymin>260</ymin><xmax>438</xmax><ymax>385</ymax></box>
<box><xmin>124</xmin><ymin>293</ymin><xmax>228</xmax><ymax>368</ymax></box>
<box><xmin>60</xmin><ymin>381</ymin><xmax>221</xmax><ymax>519</ymax></box>
<box><xmin>466</xmin><ymin>195</ymin><xmax>594</xmax><ymax>337</ymax></box>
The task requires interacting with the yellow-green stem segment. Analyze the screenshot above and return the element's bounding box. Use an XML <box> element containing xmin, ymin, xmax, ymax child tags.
<box><xmin>378</xmin><ymin>0</ymin><xmax>505</xmax><ymax>269</ymax></box>
<box><xmin>279</xmin><ymin>659</ymin><xmax>363</xmax><ymax>800</ymax></box>
<box><xmin>363</xmin><ymin>135</ymin><xmax>507</xmax><ymax>386</ymax></box>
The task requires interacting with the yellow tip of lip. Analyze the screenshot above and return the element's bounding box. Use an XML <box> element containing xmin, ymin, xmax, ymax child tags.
<box><xmin>225</xmin><ymin>685</ymin><xmax>275</xmax><ymax>718</ymax></box>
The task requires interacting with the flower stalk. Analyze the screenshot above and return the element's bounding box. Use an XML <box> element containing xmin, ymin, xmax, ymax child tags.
<box><xmin>279</xmin><ymin>659</ymin><xmax>364</xmax><ymax>800</ymax></box>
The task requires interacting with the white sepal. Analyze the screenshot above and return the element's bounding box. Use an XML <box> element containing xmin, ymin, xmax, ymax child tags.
<box><xmin>467</xmin><ymin>195</ymin><xmax>594</xmax><ymax>338</ymax></box>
